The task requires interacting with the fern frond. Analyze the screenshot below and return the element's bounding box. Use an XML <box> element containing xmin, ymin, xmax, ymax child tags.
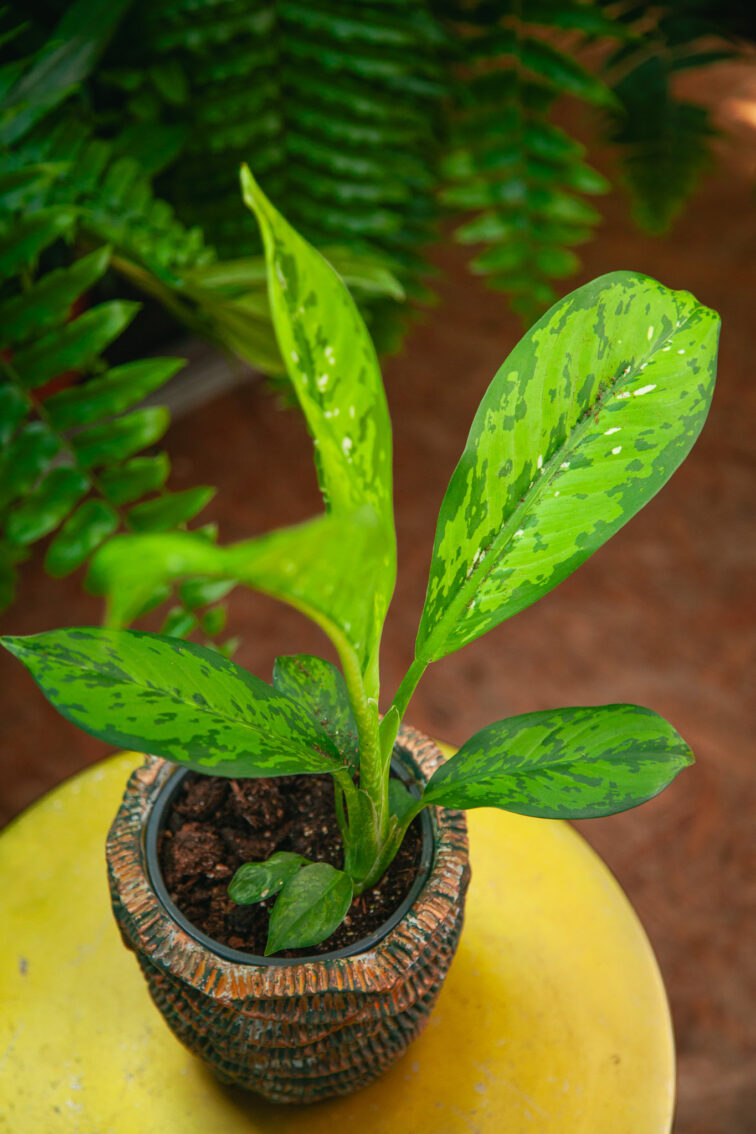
<box><xmin>440</xmin><ymin>0</ymin><xmax>615</xmax><ymax>322</ymax></box>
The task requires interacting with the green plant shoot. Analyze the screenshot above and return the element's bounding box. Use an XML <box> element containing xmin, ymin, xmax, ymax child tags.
<box><xmin>1</xmin><ymin>170</ymin><xmax>719</xmax><ymax>954</ymax></box>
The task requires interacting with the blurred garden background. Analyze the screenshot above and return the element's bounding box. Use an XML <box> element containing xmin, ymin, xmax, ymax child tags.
<box><xmin>1</xmin><ymin>2</ymin><xmax>754</xmax><ymax>1130</ymax></box>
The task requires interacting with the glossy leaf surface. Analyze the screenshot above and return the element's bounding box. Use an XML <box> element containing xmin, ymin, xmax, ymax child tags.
<box><xmin>229</xmin><ymin>852</ymin><xmax>308</xmax><ymax>905</ymax></box>
<box><xmin>266</xmin><ymin>863</ymin><xmax>353</xmax><ymax>955</ymax></box>
<box><xmin>242</xmin><ymin>168</ymin><xmax>395</xmax><ymax>680</ymax></box>
<box><xmin>422</xmin><ymin>704</ymin><xmax>692</xmax><ymax>819</ymax></box>
<box><xmin>272</xmin><ymin>654</ymin><xmax>359</xmax><ymax>770</ymax></box>
<box><xmin>417</xmin><ymin>272</ymin><xmax>719</xmax><ymax>662</ymax></box>
<box><xmin>1</xmin><ymin>629</ymin><xmax>345</xmax><ymax>777</ymax></box>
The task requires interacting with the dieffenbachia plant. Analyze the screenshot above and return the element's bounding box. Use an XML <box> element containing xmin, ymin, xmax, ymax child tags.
<box><xmin>1</xmin><ymin>169</ymin><xmax>720</xmax><ymax>955</ymax></box>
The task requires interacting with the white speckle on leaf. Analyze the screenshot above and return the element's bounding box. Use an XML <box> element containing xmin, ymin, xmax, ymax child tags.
<box><xmin>325</xmin><ymin>346</ymin><xmax>335</xmax><ymax>365</ymax></box>
<box><xmin>560</xmin><ymin>461</ymin><xmax>570</xmax><ymax>469</ymax></box>
<box><xmin>341</xmin><ymin>437</ymin><xmax>353</xmax><ymax>456</ymax></box>
<box><xmin>554</xmin><ymin>490</ymin><xmax>560</xmax><ymax>497</ymax></box>
<box><xmin>647</xmin><ymin>325</ymin><xmax>654</xmax><ymax>340</ymax></box>
<box><xmin>633</xmin><ymin>384</ymin><xmax>657</xmax><ymax>397</ymax></box>
<box><xmin>605</xmin><ymin>427</ymin><xmax>621</xmax><ymax>435</ymax></box>
<box><xmin>616</xmin><ymin>391</ymin><xmax>630</xmax><ymax>400</ymax></box>
<box><xmin>316</xmin><ymin>373</ymin><xmax>329</xmax><ymax>391</ymax></box>
<box><xmin>612</xmin><ymin>446</ymin><xmax>622</xmax><ymax>455</ymax></box>
<box><xmin>349</xmin><ymin>405</ymin><xmax>355</xmax><ymax>418</ymax></box>
<box><xmin>662</xmin><ymin>345</ymin><xmax>671</xmax><ymax>352</ymax></box>
<box><xmin>537</xmin><ymin>454</ymin><xmax>543</xmax><ymax>470</ymax></box>
<box><xmin>290</xmin><ymin>350</ymin><xmax>299</xmax><ymax>363</ymax></box>
<box><xmin>514</xmin><ymin>528</ymin><xmax>524</xmax><ymax>538</ymax></box>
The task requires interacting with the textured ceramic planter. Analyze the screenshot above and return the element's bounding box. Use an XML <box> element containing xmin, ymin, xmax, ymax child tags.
<box><xmin>106</xmin><ymin>726</ymin><xmax>470</xmax><ymax>1103</ymax></box>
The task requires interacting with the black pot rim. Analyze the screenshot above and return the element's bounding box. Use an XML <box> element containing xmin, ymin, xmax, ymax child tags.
<box><xmin>144</xmin><ymin>745</ymin><xmax>435</xmax><ymax>967</ymax></box>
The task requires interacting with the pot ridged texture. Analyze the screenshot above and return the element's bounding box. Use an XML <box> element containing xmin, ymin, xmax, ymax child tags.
<box><xmin>106</xmin><ymin>727</ymin><xmax>471</xmax><ymax>1103</ymax></box>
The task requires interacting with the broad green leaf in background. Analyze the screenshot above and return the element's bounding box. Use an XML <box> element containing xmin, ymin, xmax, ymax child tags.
<box><xmin>421</xmin><ymin>704</ymin><xmax>693</xmax><ymax>819</ymax></box>
<box><xmin>229</xmin><ymin>852</ymin><xmax>309</xmax><ymax>905</ymax></box>
<box><xmin>416</xmin><ymin>271</ymin><xmax>719</xmax><ymax>663</ymax></box>
<box><xmin>273</xmin><ymin>654</ymin><xmax>359</xmax><ymax>770</ymax></box>
<box><xmin>1</xmin><ymin>628</ymin><xmax>344</xmax><ymax>777</ymax></box>
<box><xmin>241</xmin><ymin>167</ymin><xmax>396</xmax><ymax>684</ymax></box>
<box><xmin>265</xmin><ymin>862</ymin><xmax>353</xmax><ymax>955</ymax></box>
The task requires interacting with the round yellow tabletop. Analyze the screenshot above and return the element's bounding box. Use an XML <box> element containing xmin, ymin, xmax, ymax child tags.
<box><xmin>0</xmin><ymin>751</ymin><xmax>674</xmax><ymax>1133</ymax></box>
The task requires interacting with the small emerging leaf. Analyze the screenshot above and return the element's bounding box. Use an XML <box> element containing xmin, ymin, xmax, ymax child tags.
<box><xmin>421</xmin><ymin>704</ymin><xmax>693</xmax><ymax>819</ymax></box>
<box><xmin>229</xmin><ymin>852</ymin><xmax>308</xmax><ymax>905</ymax></box>
<box><xmin>265</xmin><ymin>863</ymin><xmax>353</xmax><ymax>955</ymax></box>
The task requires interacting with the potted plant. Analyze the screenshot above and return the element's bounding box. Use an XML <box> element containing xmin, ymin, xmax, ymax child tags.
<box><xmin>1</xmin><ymin>170</ymin><xmax>719</xmax><ymax>1104</ymax></box>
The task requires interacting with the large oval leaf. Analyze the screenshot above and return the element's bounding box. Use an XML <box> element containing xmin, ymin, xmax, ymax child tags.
<box><xmin>416</xmin><ymin>271</ymin><xmax>719</xmax><ymax>662</ymax></box>
<box><xmin>1</xmin><ymin>628</ymin><xmax>343</xmax><ymax>777</ymax></box>
<box><xmin>421</xmin><ymin>704</ymin><xmax>692</xmax><ymax>819</ymax></box>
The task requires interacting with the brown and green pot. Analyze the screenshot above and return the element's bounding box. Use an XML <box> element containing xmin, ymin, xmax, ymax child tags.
<box><xmin>106</xmin><ymin>726</ymin><xmax>471</xmax><ymax>1104</ymax></box>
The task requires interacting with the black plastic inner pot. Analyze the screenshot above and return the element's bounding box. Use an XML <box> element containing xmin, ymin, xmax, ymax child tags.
<box><xmin>144</xmin><ymin>744</ymin><xmax>435</xmax><ymax>966</ymax></box>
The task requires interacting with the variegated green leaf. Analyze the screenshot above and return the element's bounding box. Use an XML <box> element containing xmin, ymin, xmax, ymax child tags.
<box><xmin>0</xmin><ymin>628</ymin><xmax>344</xmax><ymax>777</ymax></box>
<box><xmin>229</xmin><ymin>852</ymin><xmax>309</xmax><ymax>905</ymax></box>
<box><xmin>273</xmin><ymin>654</ymin><xmax>359</xmax><ymax>770</ymax></box>
<box><xmin>266</xmin><ymin>862</ymin><xmax>353</xmax><ymax>955</ymax></box>
<box><xmin>241</xmin><ymin>167</ymin><xmax>395</xmax><ymax>683</ymax></box>
<box><xmin>417</xmin><ymin>272</ymin><xmax>719</xmax><ymax>662</ymax></box>
<box><xmin>421</xmin><ymin>704</ymin><xmax>692</xmax><ymax>819</ymax></box>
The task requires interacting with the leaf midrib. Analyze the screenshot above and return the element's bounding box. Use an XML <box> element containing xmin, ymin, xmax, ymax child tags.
<box><xmin>420</xmin><ymin>308</ymin><xmax>695</xmax><ymax>661</ymax></box>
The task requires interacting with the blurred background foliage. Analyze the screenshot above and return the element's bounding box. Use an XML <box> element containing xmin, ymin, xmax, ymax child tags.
<box><xmin>1</xmin><ymin>0</ymin><xmax>754</xmax><ymax>630</ymax></box>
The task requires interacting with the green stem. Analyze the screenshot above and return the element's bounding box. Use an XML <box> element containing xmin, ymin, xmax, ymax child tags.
<box><xmin>336</xmin><ymin>639</ymin><xmax>387</xmax><ymax>840</ymax></box>
<box><xmin>390</xmin><ymin>657</ymin><xmax>427</xmax><ymax>723</ymax></box>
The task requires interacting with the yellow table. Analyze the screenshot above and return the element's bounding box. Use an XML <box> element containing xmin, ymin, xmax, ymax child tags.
<box><xmin>0</xmin><ymin>752</ymin><xmax>674</xmax><ymax>1133</ymax></box>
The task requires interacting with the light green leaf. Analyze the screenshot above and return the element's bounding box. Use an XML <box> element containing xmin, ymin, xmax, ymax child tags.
<box><xmin>421</xmin><ymin>704</ymin><xmax>693</xmax><ymax>819</ymax></box>
<box><xmin>46</xmin><ymin>358</ymin><xmax>183</xmax><ymax>429</ymax></box>
<box><xmin>266</xmin><ymin>862</ymin><xmax>353</xmax><ymax>955</ymax></box>
<box><xmin>273</xmin><ymin>653</ymin><xmax>359</xmax><ymax>770</ymax></box>
<box><xmin>44</xmin><ymin>499</ymin><xmax>118</xmax><ymax>576</ymax></box>
<box><xmin>241</xmin><ymin>167</ymin><xmax>395</xmax><ymax>682</ymax></box>
<box><xmin>159</xmin><ymin>605</ymin><xmax>197</xmax><ymax>639</ymax></box>
<box><xmin>416</xmin><ymin>272</ymin><xmax>719</xmax><ymax>663</ymax></box>
<box><xmin>229</xmin><ymin>852</ymin><xmax>309</xmax><ymax>905</ymax></box>
<box><xmin>1</xmin><ymin>628</ymin><xmax>345</xmax><ymax>777</ymax></box>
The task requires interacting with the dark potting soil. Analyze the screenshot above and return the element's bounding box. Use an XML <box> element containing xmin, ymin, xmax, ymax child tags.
<box><xmin>158</xmin><ymin>772</ymin><xmax>423</xmax><ymax>958</ymax></box>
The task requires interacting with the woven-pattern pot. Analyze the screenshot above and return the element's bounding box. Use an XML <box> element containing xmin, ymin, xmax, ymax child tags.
<box><xmin>106</xmin><ymin>726</ymin><xmax>470</xmax><ymax>1103</ymax></box>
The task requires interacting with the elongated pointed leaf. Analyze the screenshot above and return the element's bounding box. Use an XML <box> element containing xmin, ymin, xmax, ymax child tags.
<box><xmin>6</xmin><ymin>466</ymin><xmax>89</xmax><ymax>545</ymax></box>
<box><xmin>13</xmin><ymin>301</ymin><xmax>139</xmax><ymax>389</ymax></box>
<box><xmin>98</xmin><ymin>453</ymin><xmax>170</xmax><ymax>505</ymax></box>
<box><xmin>266</xmin><ymin>863</ymin><xmax>353</xmax><ymax>954</ymax></box>
<box><xmin>0</xmin><ymin>384</ymin><xmax>27</xmax><ymax>446</ymax></box>
<box><xmin>241</xmin><ymin>168</ymin><xmax>395</xmax><ymax>681</ymax></box>
<box><xmin>229</xmin><ymin>852</ymin><xmax>309</xmax><ymax>905</ymax></box>
<box><xmin>422</xmin><ymin>705</ymin><xmax>692</xmax><ymax>819</ymax></box>
<box><xmin>0</xmin><ymin>247</ymin><xmax>111</xmax><ymax>350</ymax></box>
<box><xmin>1</xmin><ymin>629</ymin><xmax>344</xmax><ymax>777</ymax></box>
<box><xmin>0</xmin><ymin>423</ymin><xmax>61</xmax><ymax>511</ymax></box>
<box><xmin>46</xmin><ymin>358</ymin><xmax>183</xmax><ymax>429</ymax></box>
<box><xmin>71</xmin><ymin>406</ymin><xmax>169</xmax><ymax>468</ymax></box>
<box><xmin>417</xmin><ymin>272</ymin><xmax>719</xmax><ymax>663</ymax></box>
<box><xmin>126</xmin><ymin>486</ymin><xmax>214</xmax><ymax>532</ymax></box>
<box><xmin>44</xmin><ymin>499</ymin><xmax>118</xmax><ymax>576</ymax></box>
<box><xmin>272</xmin><ymin>654</ymin><xmax>358</xmax><ymax>769</ymax></box>
<box><xmin>0</xmin><ymin>208</ymin><xmax>77</xmax><ymax>277</ymax></box>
